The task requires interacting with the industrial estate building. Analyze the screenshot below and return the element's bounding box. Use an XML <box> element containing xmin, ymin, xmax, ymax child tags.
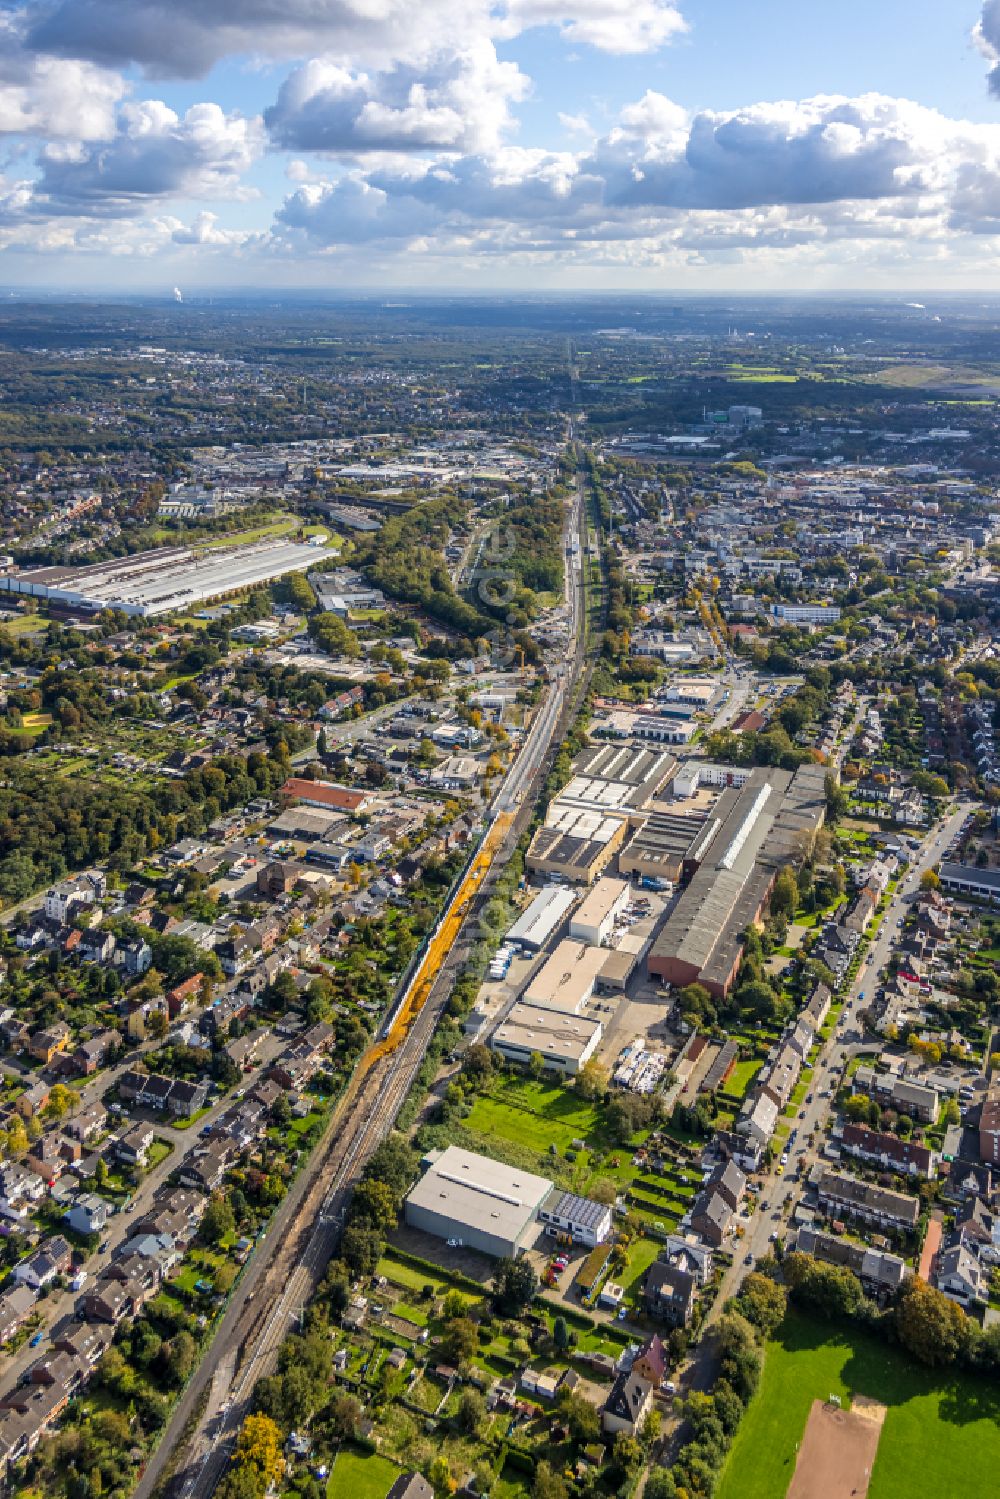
<box><xmin>0</xmin><ymin>537</ymin><xmax>335</xmax><ymax>619</ymax></box>
<box><xmin>506</xmin><ymin>885</ymin><xmax>578</xmax><ymax>952</ymax></box>
<box><xmin>492</xmin><ymin>1003</ymin><xmax>603</xmax><ymax>1075</ymax></box>
<box><xmin>647</xmin><ymin>762</ymin><xmax>827</xmax><ymax>997</ymax></box>
<box><xmin>527</xmin><ymin>743</ymin><xmax>675</xmax><ymax>884</ymax></box>
<box><xmin>523</xmin><ymin>940</ymin><xmax>609</xmax><ymax>1013</ymax></box>
<box><xmin>403</xmin><ymin>1146</ymin><xmax>554</xmax><ymax>1259</ymax></box>
<box><xmin>569</xmin><ymin>877</ymin><xmax>630</xmax><ymax>947</ymax></box>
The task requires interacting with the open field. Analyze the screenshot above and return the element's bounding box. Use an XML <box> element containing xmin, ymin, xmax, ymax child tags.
<box><xmin>464</xmin><ymin>1079</ymin><xmax>608</xmax><ymax>1155</ymax></box>
<box><xmin>326</xmin><ymin>1447</ymin><xmax>403</xmax><ymax>1499</ymax></box>
<box><xmin>0</xmin><ymin>613</ymin><xmax>46</xmax><ymax>638</ymax></box>
<box><xmin>717</xmin><ymin>1310</ymin><xmax>1000</xmax><ymax>1499</ymax></box>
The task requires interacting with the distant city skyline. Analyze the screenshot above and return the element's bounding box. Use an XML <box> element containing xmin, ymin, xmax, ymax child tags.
<box><xmin>2</xmin><ymin>1</ymin><xmax>1000</xmax><ymax>289</ymax></box>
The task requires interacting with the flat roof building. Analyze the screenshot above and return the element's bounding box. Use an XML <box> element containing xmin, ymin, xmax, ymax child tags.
<box><xmin>526</xmin><ymin>812</ymin><xmax>626</xmax><ymax>886</ymax></box>
<box><xmin>647</xmin><ymin>763</ymin><xmax>826</xmax><ymax>998</ymax></box>
<box><xmin>491</xmin><ymin>1002</ymin><xmax>602</xmax><ymax>1076</ymax></box>
<box><xmin>619</xmin><ymin>807</ymin><xmax>708</xmax><ymax>885</ymax></box>
<box><xmin>569</xmin><ymin>877</ymin><xmax>630</xmax><ymax>947</ymax></box>
<box><xmin>0</xmin><ymin>538</ymin><xmax>337</xmax><ymax>619</ymax></box>
<box><xmin>404</xmin><ymin>1146</ymin><xmax>552</xmax><ymax>1259</ymax></box>
<box><xmin>523</xmin><ymin>940</ymin><xmax>609</xmax><ymax>1013</ymax></box>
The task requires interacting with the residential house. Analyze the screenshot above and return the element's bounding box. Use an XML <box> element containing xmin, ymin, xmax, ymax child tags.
<box><xmin>117</xmin><ymin>939</ymin><xmax>152</xmax><ymax>978</ymax></box>
<box><xmin>70</xmin><ymin>1030</ymin><xmax>119</xmax><ymax>1076</ymax></box>
<box><xmin>631</xmin><ymin>1335</ymin><xmax>669</xmax><ymax>1386</ymax></box>
<box><xmin>602</xmin><ymin>1371</ymin><xmax>653</xmax><ymax>1437</ymax></box>
<box><xmin>793</xmin><ymin>1226</ymin><xmax>909</xmax><ymax>1300</ymax></box>
<box><xmin>854</xmin><ymin>1067</ymin><xmax>940</xmax><ymax>1124</ymax></box>
<box><xmin>737</xmin><ymin>1093</ymin><xmax>779</xmax><ymax>1150</ymax></box>
<box><xmin>706</xmin><ymin>1159</ymin><xmax>746</xmax><ymax>1213</ymax></box>
<box><xmin>538</xmin><ymin>1189</ymin><xmax>613</xmax><ymax>1248</ymax></box>
<box><xmin>690</xmin><ymin>1189</ymin><xmax>733</xmax><ymax>1248</ymax></box>
<box><xmin>936</xmin><ymin>1242</ymin><xmax>988</xmax><ymax>1306</ymax></box>
<box><xmin>840</xmin><ymin>1124</ymin><xmax>937</xmax><ymax>1180</ymax></box>
<box><xmin>28</xmin><ymin>1023</ymin><xmax>71</xmax><ymax>1066</ymax></box>
<box><xmin>643</xmin><ymin>1261</ymin><xmax>696</xmax><ymax>1327</ymax></box>
<box><xmin>0</xmin><ymin>1285</ymin><xmax>36</xmax><ymax>1345</ymax></box>
<box><xmin>816</xmin><ymin>1170</ymin><xmax>921</xmax><ymax>1233</ymax></box>
<box><xmin>386</xmin><ymin>1476</ymin><xmax>434</xmax><ymax>1499</ymax></box>
<box><xmin>64</xmin><ymin>1194</ymin><xmax>109</xmax><ymax>1237</ymax></box>
<box><xmin>65</xmin><ymin>1102</ymin><xmax>107</xmax><ymax>1144</ymax></box>
<box><xmin>13</xmin><ymin>1236</ymin><xmax>73</xmax><ymax>1291</ymax></box>
<box><xmin>115</xmin><ymin>1124</ymin><xmax>155</xmax><ymax>1168</ymax></box>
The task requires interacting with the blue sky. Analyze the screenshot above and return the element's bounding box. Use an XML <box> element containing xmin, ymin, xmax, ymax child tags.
<box><xmin>2</xmin><ymin>0</ymin><xmax>1000</xmax><ymax>288</ymax></box>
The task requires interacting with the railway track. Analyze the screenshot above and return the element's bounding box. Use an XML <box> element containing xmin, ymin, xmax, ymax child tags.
<box><xmin>140</xmin><ymin>461</ymin><xmax>600</xmax><ymax>1499</ymax></box>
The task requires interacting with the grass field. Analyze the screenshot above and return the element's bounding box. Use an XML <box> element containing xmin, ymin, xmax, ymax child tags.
<box><xmin>717</xmin><ymin>1310</ymin><xmax>1000</xmax><ymax>1499</ymax></box>
<box><xmin>727</xmin><ymin>1058</ymin><xmax>762</xmax><ymax>1099</ymax></box>
<box><xmin>0</xmin><ymin>614</ymin><xmax>46</xmax><ymax>638</ymax></box>
<box><xmin>465</xmin><ymin>1078</ymin><xmax>610</xmax><ymax>1155</ymax></box>
<box><xmin>326</xmin><ymin>1448</ymin><xmax>403</xmax><ymax>1499</ymax></box>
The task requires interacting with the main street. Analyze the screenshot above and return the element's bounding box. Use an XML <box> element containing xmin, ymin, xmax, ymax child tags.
<box><xmin>680</xmin><ymin>799</ymin><xmax>974</xmax><ymax>1389</ymax></box>
<box><xmin>136</xmin><ymin>461</ymin><xmax>596</xmax><ymax>1499</ymax></box>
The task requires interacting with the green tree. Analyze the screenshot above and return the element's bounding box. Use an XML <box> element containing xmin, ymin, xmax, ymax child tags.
<box><xmin>429</xmin><ymin>1455</ymin><xmax>456</xmax><ymax>1498</ymax></box>
<box><xmin>201</xmin><ymin>1193</ymin><xmax>236</xmax><ymax>1246</ymax></box>
<box><xmin>895</xmin><ymin>1277</ymin><xmax>972</xmax><ymax>1367</ymax></box>
<box><xmin>457</xmin><ymin>1389</ymin><xmax>486</xmax><ymax>1436</ymax></box>
<box><xmin>492</xmin><ymin>1256</ymin><xmax>537</xmax><ymax>1316</ymax></box>
<box><xmin>441</xmin><ymin>1315</ymin><xmax>479</xmax><ymax>1367</ymax></box>
<box><xmin>532</xmin><ymin>1461</ymin><xmax>568</xmax><ymax>1499</ymax></box>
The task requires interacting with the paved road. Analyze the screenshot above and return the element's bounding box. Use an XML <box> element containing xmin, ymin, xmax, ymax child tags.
<box><xmin>674</xmin><ymin>799</ymin><xmax>975</xmax><ymax>1403</ymax></box>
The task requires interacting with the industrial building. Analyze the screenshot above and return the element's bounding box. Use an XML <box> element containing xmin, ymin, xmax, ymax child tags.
<box><xmin>526</xmin><ymin>740</ymin><xmax>674</xmax><ymax>884</ymax></box>
<box><xmin>506</xmin><ymin>885</ymin><xmax>578</xmax><ymax>952</ymax></box>
<box><xmin>552</xmin><ymin>742</ymin><xmax>677</xmax><ymax>820</ymax></box>
<box><xmin>526</xmin><ymin>811</ymin><xmax>627</xmax><ymax>886</ymax></box>
<box><xmin>647</xmin><ymin>763</ymin><xmax>827</xmax><ymax>998</ymax></box>
<box><xmin>0</xmin><ymin>537</ymin><xmax>336</xmax><ymax>619</ymax></box>
<box><xmin>569</xmin><ymin>877</ymin><xmax>630</xmax><ymax>947</ymax></box>
<box><xmin>523</xmin><ymin>940</ymin><xmax>609</xmax><ymax>1013</ymax></box>
<box><xmin>403</xmin><ymin>1146</ymin><xmax>553</xmax><ymax>1259</ymax></box>
<box><xmin>619</xmin><ymin>807</ymin><xmax>708</xmax><ymax>885</ymax></box>
<box><xmin>491</xmin><ymin>1002</ymin><xmax>603</xmax><ymax>1075</ymax></box>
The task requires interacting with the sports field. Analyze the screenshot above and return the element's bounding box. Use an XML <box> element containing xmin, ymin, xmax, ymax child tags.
<box><xmin>716</xmin><ymin>1310</ymin><xmax>1000</xmax><ymax>1499</ymax></box>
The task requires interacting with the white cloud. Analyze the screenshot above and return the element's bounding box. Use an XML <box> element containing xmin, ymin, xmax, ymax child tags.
<box><xmin>977</xmin><ymin>1</ymin><xmax>1000</xmax><ymax>94</ymax></box>
<box><xmin>264</xmin><ymin>42</ymin><xmax>528</xmax><ymax>157</ymax></box>
<box><xmin>30</xmin><ymin>101</ymin><xmax>262</xmax><ymax>215</ymax></box>
<box><xmin>269</xmin><ymin>90</ymin><xmax>1000</xmax><ymax>269</ymax></box>
<box><xmin>0</xmin><ymin>14</ymin><xmax>125</xmax><ymax>139</ymax></box>
<box><xmin>23</xmin><ymin>0</ymin><xmax>687</xmax><ymax>79</ymax></box>
<box><xmin>499</xmin><ymin>0</ymin><xmax>686</xmax><ymax>54</ymax></box>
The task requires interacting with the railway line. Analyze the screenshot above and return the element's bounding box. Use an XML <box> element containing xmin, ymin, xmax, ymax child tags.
<box><xmin>140</xmin><ymin>457</ymin><xmax>599</xmax><ymax>1499</ymax></box>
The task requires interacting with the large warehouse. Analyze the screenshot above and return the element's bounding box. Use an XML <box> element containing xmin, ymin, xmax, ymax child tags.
<box><xmin>404</xmin><ymin>1146</ymin><xmax>553</xmax><ymax>1258</ymax></box>
<box><xmin>647</xmin><ymin>762</ymin><xmax>827</xmax><ymax>998</ymax></box>
<box><xmin>527</xmin><ymin>741</ymin><xmax>676</xmax><ymax>884</ymax></box>
<box><xmin>0</xmin><ymin>536</ymin><xmax>336</xmax><ymax>619</ymax></box>
<box><xmin>506</xmin><ymin>885</ymin><xmax>578</xmax><ymax>952</ymax></box>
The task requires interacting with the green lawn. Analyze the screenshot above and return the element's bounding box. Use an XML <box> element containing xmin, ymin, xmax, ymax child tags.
<box><xmin>0</xmin><ymin>614</ymin><xmax>46</xmax><ymax>638</ymax></box>
<box><xmin>618</xmin><ymin>1236</ymin><xmax>661</xmax><ymax>1298</ymax></box>
<box><xmin>326</xmin><ymin>1448</ymin><xmax>404</xmax><ymax>1499</ymax></box>
<box><xmin>727</xmin><ymin>1059</ymin><xmax>762</xmax><ymax>1099</ymax></box>
<box><xmin>464</xmin><ymin>1078</ymin><xmax>608</xmax><ymax>1155</ymax></box>
<box><xmin>717</xmin><ymin>1310</ymin><xmax>1000</xmax><ymax>1499</ymax></box>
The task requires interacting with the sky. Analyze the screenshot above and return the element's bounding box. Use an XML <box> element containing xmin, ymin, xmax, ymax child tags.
<box><xmin>3</xmin><ymin>0</ymin><xmax>1000</xmax><ymax>290</ymax></box>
